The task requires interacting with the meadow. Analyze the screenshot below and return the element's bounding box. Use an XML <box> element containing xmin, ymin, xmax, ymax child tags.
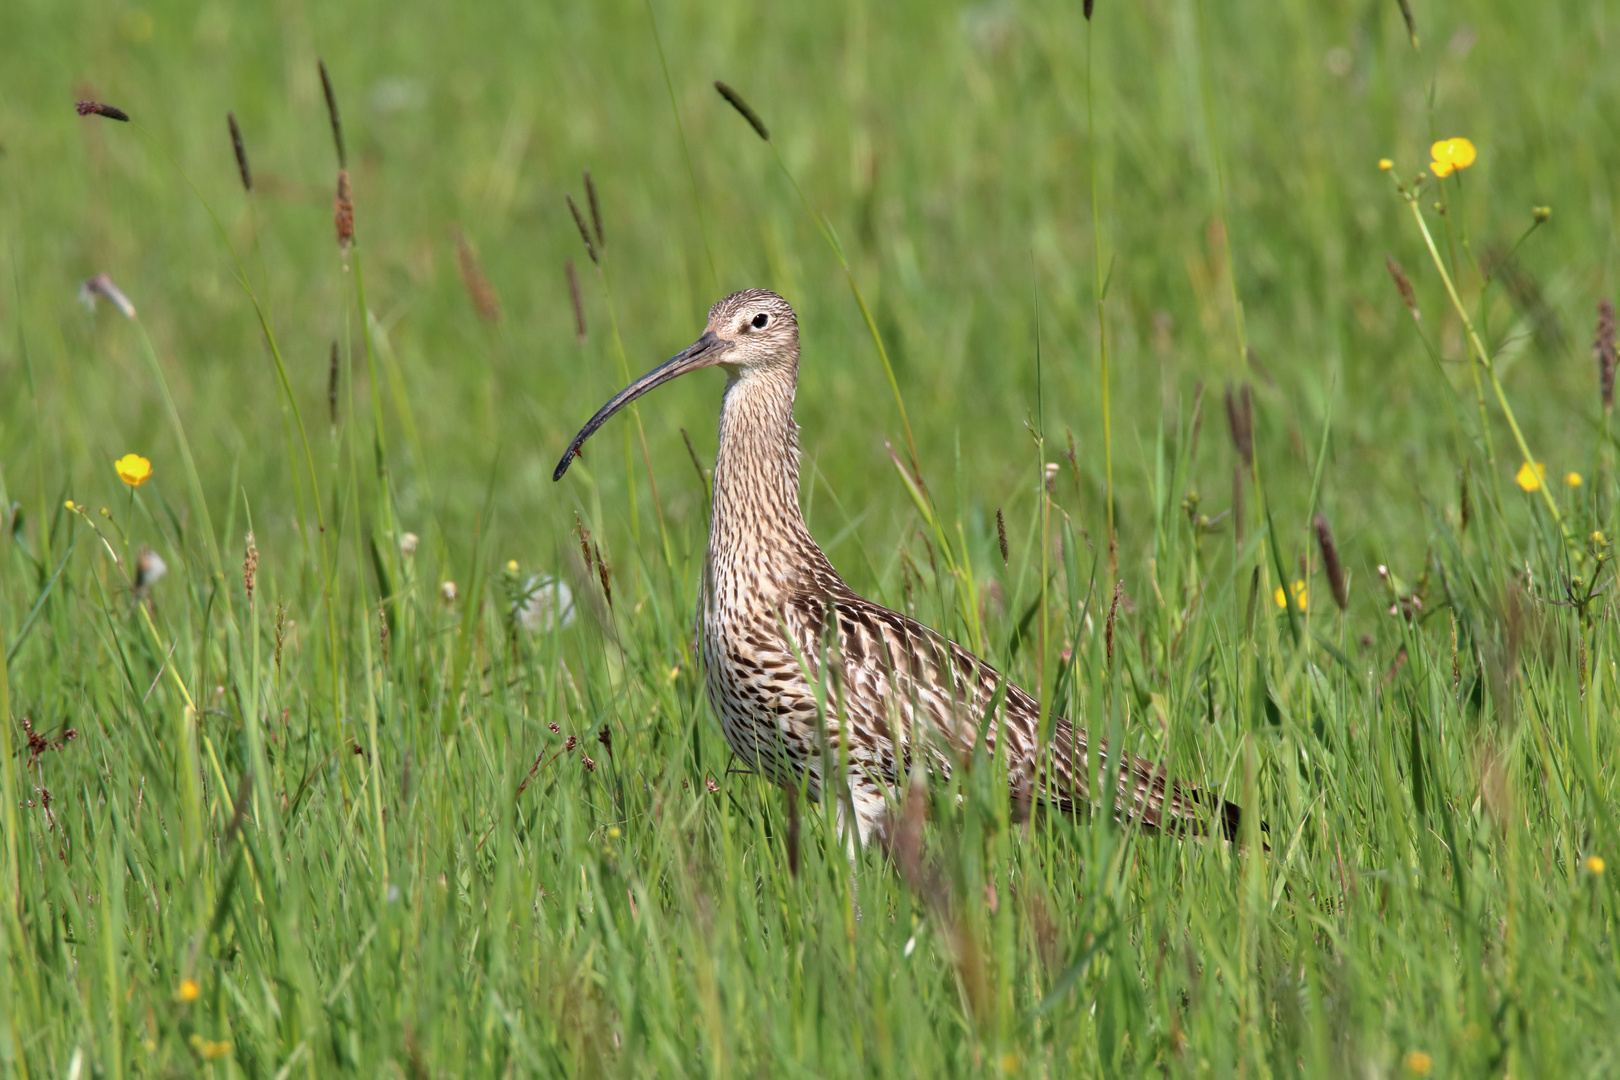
<box><xmin>1</xmin><ymin>0</ymin><xmax>1618</xmax><ymax>1074</ymax></box>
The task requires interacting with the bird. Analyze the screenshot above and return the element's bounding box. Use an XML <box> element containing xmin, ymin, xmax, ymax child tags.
<box><xmin>555</xmin><ymin>289</ymin><xmax>1243</xmax><ymax>849</ymax></box>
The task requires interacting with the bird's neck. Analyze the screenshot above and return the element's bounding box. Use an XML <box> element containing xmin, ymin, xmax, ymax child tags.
<box><xmin>708</xmin><ymin>366</ymin><xmax>821</xmax><ymax>594</ymax></box>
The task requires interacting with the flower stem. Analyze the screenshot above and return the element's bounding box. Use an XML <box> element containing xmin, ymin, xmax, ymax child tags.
<box><xmin>1405</xmin><ymin>195</ymin><xmax>1567</xmax><ymax>539</ymax></box>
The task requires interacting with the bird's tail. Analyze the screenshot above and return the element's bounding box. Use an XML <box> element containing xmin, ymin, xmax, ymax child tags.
<box><xmin>1046</xmin><ymin>719</ymin><xmax>1254</xmax><ymax>843</ymax></box>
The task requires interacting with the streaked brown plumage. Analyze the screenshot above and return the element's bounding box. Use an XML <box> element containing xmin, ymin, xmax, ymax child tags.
<box><xmin>556</xmin><ymin>289</ymin><xmax>1242</xmax><ymax>847</ymax></box>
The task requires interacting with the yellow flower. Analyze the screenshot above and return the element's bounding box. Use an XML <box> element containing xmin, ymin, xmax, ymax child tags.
<box><xmin>1405</xmin><ymin>1050</ymin><xmax>1433</xmax><ymax>1075</ymax></box>
<box><xmin>1273</xmin><ymin>580</ymin><xmax>1308</xmax><ymax>611</ymax></box>
<box><xmin>1431</xmin><ymin>137</ymin><xmax>1477</xmax><ymax>170</ymax></box>
<box><xmin>1514</xmin><ymin>462</ymin><xmax>1546</xmax><ymax>492</ymax></box>
<box><xmin>115</xmin><ymin>453</ymin><xmax>153</xmax><ymax>488</ymax></box>
<box><xmin>1378</xmin><ymin>158</ymin><xmax>1394</xmax><ymax>171</ymax></box>
<box><xmin>1566</xmin><ymin>472</ymin><xmax>1582</xmax><ymax>487</ymax></box>
<box><xmin>178</xmin><ymin>977</ymin><xmax>200</xmax><ymax>1002</ymax></box>
<box><xmin>1429</xmin><ymin>159</ymin><xmax>1454</xmax><ymax>178</ymax></box>
<box><xmin>64</xmin><ymin>500</ymin><xmax>76</xmax><ymax>511</ymax></box>
<box><xmin>1588</xmin><ymin>855</ymin><xmax>1605</xmax><ymax>875</ymax></box>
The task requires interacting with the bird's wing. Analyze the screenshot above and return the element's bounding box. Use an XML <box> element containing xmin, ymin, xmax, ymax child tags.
<box><xmin>779</xmin><ymin>586</ymin><xmax>1235</xmax><ymax>836</ymax></box>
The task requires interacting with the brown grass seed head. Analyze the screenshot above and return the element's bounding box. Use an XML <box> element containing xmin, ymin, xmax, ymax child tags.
<box><xmin>566</xmin><ymin>260</ymin><xmax>587</xmax><ymax>342</ymax></box>
<box><xmin>566</xmin><ymin>194</ymin><xmax>598</xmax><ymax>265</ymax></box>
<box><xmin>243</xmin><ymin>532</ymin><xmax>259</xmax><ymax>603</ymax></box>
<box><xmin>328</xmin><ymin>342</ymin><xmax>341</xmax><ymax>426</ymax></box>
<box><xmin>1595</xmin><ymin>298</ymin><xmax>1616</xmax><ymax>411</ymax></box>
<box><xmin>1313</xmin><ymin>513</ymin><xmax>1349</xmax><ymax>611</ymax></box>
<box><xmin>227</xmin><ymin>112</ymin><xmax>252</xmax><ymax>192</ymax></box>
<box><xmin>1385</xmin><ymin>255</ymin><xmax>1420</xmax><ymax>323</ymax></box>
<box><xmin>714</xmin><ymin>81</ymin><xmax>769</xmax><ymax>141</ymax></box>
<box><xmin>334</xmin><ymin>171</ymin><xmax>354</xmax><ymax>248</ymax></box>
<box><xmin>1224</xmin><ymin>382</ymin><xmax>1254</xmax><ymax>467</ymax></box>
<box><xmin>76</xmin><ymin>100</ymin><xmax>130</xmax><ymax>122</ymax></box>
<box><xmin>318</xmin><ymin>59</ymin><xmax>347</xmax><ymax>168</ymax></box>
<box><xmin>584</xmin><ymin>170</ymin><xmax>604</xmax><ymax>248</ymax></box>
<box><xmin>455</xmin><ymin>229</ymin><xmax>501</xmax><ymax>323</ymax></box>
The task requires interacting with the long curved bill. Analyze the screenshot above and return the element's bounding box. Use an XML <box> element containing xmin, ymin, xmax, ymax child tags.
<box><xmin>553</xmin><ymin>331</ymin><xmax>722</xmax><ymax>481</ymax></box>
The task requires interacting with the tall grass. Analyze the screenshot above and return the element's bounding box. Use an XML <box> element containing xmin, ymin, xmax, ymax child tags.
<box><xmin>1</xmin><ymin>0</ymin><xmax>1618</xmax><ymax>1075</ymax></box>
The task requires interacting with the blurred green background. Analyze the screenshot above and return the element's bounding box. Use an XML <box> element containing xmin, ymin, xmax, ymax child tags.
<box><xmin>3</xmin><ymin>0</ymin><xmax>1613</xmax><ymax>582</ymax></box>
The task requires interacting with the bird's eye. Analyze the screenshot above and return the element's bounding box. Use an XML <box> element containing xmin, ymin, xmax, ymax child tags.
<box><xmin>751</xmin><ymin>312</ymin><xmax>770</xmax><ymax>329</ymax></box>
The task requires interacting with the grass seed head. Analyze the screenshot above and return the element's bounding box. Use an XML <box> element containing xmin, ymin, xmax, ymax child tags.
<box><xmin>1385</xmin><ymin>255</ymin><xmax>1420</xmax><ymax>324</ymax></box>
<box><xmin>328</xmin><ymin>341</ymin><xmax>341</xmax><ymax>426</ymax></box>
<box><xmin>273</xmin><ymin>601</ymin><xmax>287</xmax><ymax>670</ymax></box>
<box><xmin>566</xmin><ymin>194</ymin><xmax>598</xmax><ymax>265</ymax></box>
<box><xmin>1394</xmin><ymin>0</ymin><xmax>1418</xmax><ymax>48</ymax></box>
<box><xmin>76</xmin><ymin>100</ymin><xmax>130</xmax><ymax>122</ymax></box>
<box><xmin>595</xmin><ymin>544</ymin><xmax>613</xmax><ymax>606</ymax></box>
<box><xmin>454</xmin><ymin>229</ymin><xmax>501</xmax><ymax>323</ymax></box>
<box><xmin>996</xmin><ymin>507</ymin><xmax>1008</xmax><ymax>566</ymax></box>
<box><xmin>334</xmin><ymin>171</ymin><xmax>354</xmax><ymax>248</ymax></box>
<box><xmin>1313</xmin><ymin>514</ymin><xmax>1348</xmax><ymax>611</ymax></box>
<box><xmin>714</xmin><ymin>81</ymin><xmax>769</xmax><ymax>141</ymax></box>
<box><xmin>566</xmin><ymin>260</ymin><xmax>587</xmax><ymax>342</ymax></box>
<box><xmin>318</xmin><ymin>59</ymin><xmax>346</xmax><ymax>167</ymax></box>
<box><xmin>227</xmin><ymin>112</ymin><xmax>252</xmax><ymax>192</ymax></box>
<box><xmin>1188</xmin><ymin>379</ymin><xmax>1206</xmax><ymax>464</ymax></box>
<box><xmin>1595</xmin><ymin>298</ymin><xmax>1616</xmax><ymax>411</ymax></box>
<box><xmin>574</xmin><ymin>513</ymin><xmax>594</xmax><ymax>573</ymax></box>
<box><xmin>1224</xmin><ymin>382</ymin><xmax>1253</xmax><ymax>467</ymax></box>
<box><xmin>1232</xmin><ymin>465</ymin><xmax>1246</xmax><ymax>547</ymax></box>
<box><xmin>1105</xmin><ymin>580</ymin><xmax>1124</xmax><ymax>666</ymax></box>
<box><xmin>584</xmin><ymin>169</ymin><xmax>604</xmax><ymax>248</ymax></box>
<box><xmin>243</xmin><ymin>532</ymin><xmax>259</xmax><ymax>603</ymax></box>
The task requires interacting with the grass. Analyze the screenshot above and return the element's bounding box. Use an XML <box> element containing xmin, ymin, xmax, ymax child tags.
<box><xmin>1</xmin><ymin>0</ymin><xmax>1618</xmax><ymax>1074</ymax></box>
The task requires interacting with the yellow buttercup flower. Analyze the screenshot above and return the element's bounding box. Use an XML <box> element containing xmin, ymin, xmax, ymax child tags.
<box><xmin>178</xmin><ymin>977</ymin><xmax>200</xmax><ymax>1002</ymax></box>
<box><xmin>1588</xmin><ymin>855</ymin><xmax>1605</xmax><ymax>875</ymax></box>
<box><xmin>1514</xmin><ymin>462</ymin><xmax>1546</xmax><ymax>492</ymax></box>
<box><xmin>1431</xmin><ymin>137</ymin><xmax>1477</xmax><ymax>169</ymax></box>
<box><xmin>1405</xmin><ymin>1050</ymin><xmax>1433</xmax><ymax>1076</ymax></box>
<box><xmin>115</xmin><ymin>453</ymin><xmax>153</xmax><ymax>488</ymax></box>
<box><xmin>1273</xmin><ymin>580</ymin><xmax>1308</xmax><ymax>611</ymax></box>
<box><xmin>1429</xmin><ymin>159</ymin><xmax>1454</xmax><ymax>178</ymax></box>
<box><xmin>1566</xmin><ymin>471</ymin><xmax>1582</xmax><ymax>487</ymax></box>
<box><xmin>1378</xmin><ymin>158</ymin><xmax>1394</xmax><ymax>171</ymax></box>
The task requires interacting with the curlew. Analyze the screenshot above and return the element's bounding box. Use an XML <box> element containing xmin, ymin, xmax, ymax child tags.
<box><xmin>555</xmin><ymin>289</ymin><xmax>1243</xmax><ymax>848</ymax></box>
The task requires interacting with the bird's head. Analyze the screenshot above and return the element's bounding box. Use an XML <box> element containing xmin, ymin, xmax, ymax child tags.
<box><xmin>554</xmin><ymin>288</ymin><xmax>798</xmax><ymax>481</ymax></box>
